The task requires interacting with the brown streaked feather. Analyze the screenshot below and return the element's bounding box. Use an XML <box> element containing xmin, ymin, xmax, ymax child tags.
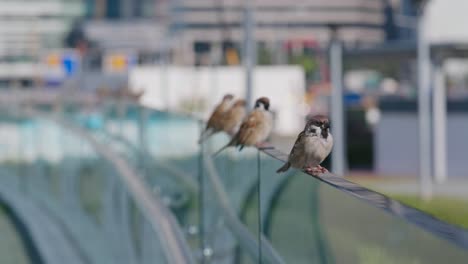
<box><xmin>306</xmin><ymin>114</ymin><xmax>329</xmax><ymax>127</ymax></box>
<box><xmin>206</xmin><ymin>114</ymin><xmax>221</xmax><ymax>130</ymax></box>
<box><xmin>199</xmin><ymin>99</ymin><xmax>233</xmax><ymax>144</ymax></box>
<box><xmin>290</xmin><ymin>131</ymin><xmax>305</xmax><ymax>154</ymax></box>
<box><xmin>206</xmin><ymin>102</ymin><xmax>230</xmax><ymax>130</ymax></box>
<box><xmin>236</xmin><ymin>111</ymin><xmax>264</xmax><ymax>146</ymax></box>
<box><xmin>311</xmin><ymin>114</ymin><xmax>329</xmax><ymax>122</ymax></box>
<box><xmin>213</xmin><ymin>112</ymin><xmax>260</xmax><ymax>156</ymax></box>
<box><xmin>222</xmin><ymin>105</ymin><xmax>246</xmax><ymax>135</ymax></box>
<box><xmin>276</xmin><ymin>131</ymin><xmax>305</xmax><ymax>173</ymax></box>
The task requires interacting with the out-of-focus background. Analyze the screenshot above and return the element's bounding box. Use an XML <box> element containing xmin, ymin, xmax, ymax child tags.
<box><xmin>2</xmin><ymin>1</ymin><xmax>468</xmax><ymax>192</ymax></box>
<box><xmin>1</xmin><ymin>0</ymin><xmax>468</xmax><ymax>263</ymax></box>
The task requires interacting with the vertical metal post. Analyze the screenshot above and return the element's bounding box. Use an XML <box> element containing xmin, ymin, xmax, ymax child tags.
<box><xmin>161</xmin><ymin>42</ymin><xmax>170</xmax><ymax>111</ymax></box>
<box><xmin>210</xmin><ymin>42</ymin><xmax>221</xmax><ymax>100</ymax></box>
<box><xmin>330</xmin><ymin>38</ymin><xmax>346</xmax><ymax>176</ymax></box>
<box><xmin>121</xmin><ymin>0</ymin><xmax>133</xmax><ymax>18</ymax></box>
<box><xmin>257</xmin><ymin>150</ymin><xmax>262</xmax><ymax>263</ymax></box>
<box><xmin>243</xmin><ymin>1</ymin><xmax>255</xmax><ymax>108</ymax></box>
<box><xmin>417</xmin><ymin>9</ymin><xmax>433</xmax><ymax>199</ymax></box>
<box><xmin>138</xmin><ymin>107</ymin><xmax>148</xmax><ymax>179</ymax></box>
<box><xmin>198</xmin><ymin>120</ymin><xmax>207</xmax><ymax>264</ymax></box>
<box><xmin>432</xmin><ymin>59</ymin><xmax>447</xmax><ymax>183</ymax></box>
<box><xmin>95</xmin><ymin>0</ymin><xmax>107</xmax><ymax>18</ymax></box>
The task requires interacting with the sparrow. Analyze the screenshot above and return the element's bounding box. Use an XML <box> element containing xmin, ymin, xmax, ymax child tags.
<box><xmin>213</xmin><ymin>97</ymin><xmax>273</xmax><ymax>156</ymax></box>
<box><xmin>276</xmin><ymin>115</ymin><xmax>333</xmax><ymax>175</ymax></box>
<box><xmin>198</xmin><ymin>94</ymin><xmax>234</xmax><ymax>143</ymax></box>
<box><xmin>220</xmin><ymin>99</ymin><xmax>247</xmax><ymax>136</ymax></box>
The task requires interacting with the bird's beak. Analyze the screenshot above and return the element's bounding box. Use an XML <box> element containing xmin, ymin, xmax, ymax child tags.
<box><xmin>321</xmin><ymin>129</ymin><xmax>328</xmax><ymax>139</ymax></box>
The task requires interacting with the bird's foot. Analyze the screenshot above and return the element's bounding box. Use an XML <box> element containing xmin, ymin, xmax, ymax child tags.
<box><xmin>304</xmin><ymin>166</ymin><xmax>323</xmax><ymax>176</ymax></box>
<box><xmin>255</xmin><ymin>142</ymin><xmax>274</xmax><ymax>150</ymax></box>
<box><xmin>317</xmin><ymin>165</ymin><xmax>328</xmax><ymax>173</ymax></box>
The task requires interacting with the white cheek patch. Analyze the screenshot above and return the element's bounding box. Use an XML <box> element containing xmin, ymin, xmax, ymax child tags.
<box><xmin>309</xmin><ymin>125</ymin><xmax>321</xmax><ymax>136</ymax></box>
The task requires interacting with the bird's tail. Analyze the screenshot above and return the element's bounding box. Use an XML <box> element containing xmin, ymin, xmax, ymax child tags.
<box><xmin>276</xmin><ymin>162</ymin><xmax>291</xmax><ymax>173</ymax></box>
<box><xmin>212</xmin><ymin>144</ymin><xmax>230</xmax><ymax>157</ymax></box>
<box><xmin>198</xmin><ymin>128</ymin><xmax>216</xmax><ymax>144</ymax></box>
<box><xmin>212</xmin><ymin>137</ymin><xmax>237</xmax><ymax>157</ymax></box>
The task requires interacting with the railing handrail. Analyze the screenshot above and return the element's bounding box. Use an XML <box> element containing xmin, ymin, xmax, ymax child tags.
<box><xmin>261</xmin><ymin>147</ymin><xmax>468</xmax><ymax>250</ymax></box>
<box><xmin>137</xmin><ymin>105</ymin><xmax>468</xmax><ymax>251</ymax></box>
<box><xmin>156</xmin><ymin>105</ymin><xmax>468</xmax><ymax>250</ymax></box>
<box><xmin>9</xmin><ymin>101</ymin><xmax>468</xmax><ymax>259</ymax></box>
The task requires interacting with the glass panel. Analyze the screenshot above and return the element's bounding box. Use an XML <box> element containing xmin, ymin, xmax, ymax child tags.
<box><xmin>260</xmin><ymin>152</ymin><xmax>468</xmax><ymax>264</ymax></box>
<box><xmin>202</xmin><ymin>145</ymin><xmax>261</xmax><ymax>264</ymax></box>
<box><xmin>126</xmin><ymin>105</ymin><xmax>263</xmax><ymax>263</ymax></box>
<box><xmin>84</xmin><ymin>105</ymin><xmax>200</xmax><ymax>260</ymax></box>
<box><xmin>0</xmin><ymin>110</ymin><xmax>183</xmax><ymax>263</ymax></box>
<box><xmin>112</xmin><ymin>105</ymin><xmax>269</xmax><ymax>263</ymax></box>
<box><xmin>3</xmin><ymin>104</ymin><xmax>467</xmax><ymax>264</ymax></box>
<box><xmin>0</xmin><ymin>202</ymin><xmax>31</xmax><ymax>264</ymax></box>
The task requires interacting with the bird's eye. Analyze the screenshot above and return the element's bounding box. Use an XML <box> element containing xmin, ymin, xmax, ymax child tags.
<box><xmin>310</xmin><ymin>128</ymin><xmax>316</xmax><ymax>133</ymax></box>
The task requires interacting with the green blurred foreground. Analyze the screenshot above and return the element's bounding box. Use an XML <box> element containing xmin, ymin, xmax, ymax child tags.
<box><xmin>391</xmin><ymin>195</ymin><xmax>468</xmax><ymax>229</ymax></box>
<box><xmin>0</xmin><ymin>204</ymin><xmax>29</xmax><ymax>264</ymax></box>
<box><xmin>351</xmin><ymin>178</ymin><xmax>468</xmax><ymax>229</ymax></box>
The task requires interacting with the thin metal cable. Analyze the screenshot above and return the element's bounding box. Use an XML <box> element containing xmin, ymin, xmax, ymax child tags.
<box><xmin>198</xmin><ymin>121</ymin><xmax>207</xmax><ymax>264</ymax></box>
<box><xmin>257</xmin><ymin>150</ymin><xmax>262</xmax><ymax>263</ymax></box>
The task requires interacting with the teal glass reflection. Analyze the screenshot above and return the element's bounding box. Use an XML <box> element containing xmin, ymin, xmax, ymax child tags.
<box><xmin>0</xmin><ymin>109</ymin><xmax>182</xmax><ymax>263</ymax></box>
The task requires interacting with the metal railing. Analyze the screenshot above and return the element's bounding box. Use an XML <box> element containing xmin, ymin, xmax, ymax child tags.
<box><xmin>2</xmin><ymin>101</ymin><xmax>468</xmax><ymax>264</ymax></box>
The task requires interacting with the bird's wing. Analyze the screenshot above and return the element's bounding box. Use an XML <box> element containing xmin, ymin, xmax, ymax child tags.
<box><xmin>222</xmin><ymin>107</ymin><xmax>245</xmax><ymax>131</ymax></box>
<box><xmin>206</xmin><ymin>103</ymin><xmax>225</xmax><ymax>129</ymax></box>
<box><xmin>198</xmin><ymin>128</ymin><xmax>216</xmax><ymax>144</ymax></box>
<box><xmin>221</xmin><ymin>109</ymin><xmax>235</xmax><ymax>127</ymax></box>
<box><xmin>288</xmin><ymin>131</ymin><xmax>305</xmax><ymax>161</ymax></box>
<box><xmin>200</xmin><ymin>104</ymin><xmax>224</xmax><ymax>142</ymax></box>
<box><xmin>236</xmin><ymin>111</ymin><xmax>262</xmax><ymax>144</ymax></box>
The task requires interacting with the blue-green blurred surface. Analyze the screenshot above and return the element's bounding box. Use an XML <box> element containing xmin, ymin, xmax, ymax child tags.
<box><xmin>0</xmin><ymin>105</ymin><xmax>467</xmax><ymax>264</ymax></box>
<box><xmin>0</xmin><ymin>204</ymin><xmax>30</xmax><ymax>264</ymax></box>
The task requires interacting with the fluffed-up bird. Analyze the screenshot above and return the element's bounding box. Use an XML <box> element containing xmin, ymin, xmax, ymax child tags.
<box><xmin>276</xmin><ymin>115</ymin><xmax>333</xmax><ymax>175</ymax></box>
<box><xmin>220</xmin><ymin>99</ymin><xmax>247</xmax><ymax>136</ymax></box>
<box><xmin>213</xmin><ymin>97</ymin><xmax>273</xmax><ymax>156</ymax></box>
<box><xmin>198</xmin><ymin>94</ymin><xmax>234</xmax><ymax>143</ymax></box>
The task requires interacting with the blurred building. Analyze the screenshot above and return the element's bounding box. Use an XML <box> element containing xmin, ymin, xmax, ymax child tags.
<box><xmin>170</xmin><ymin>0</ymin><xmax>409</xmax><ymax>65</ymax></box>
<box><xmin>8</xmin><ymin>0</ymin><xmax>466</xmax><ymax>89</ymax></box>
<box><xmin>79</xmin><ymin>0</ymin><xmax>414</xmax><ymax>67</ymax></box>
<box><xmin>80</xmin><ymin>0</ymin><xmax>169</xmax><ymax>66</ymax></box>
<box><xmin>84</xmin><ymin>0</ymin><xmax>164</xmax><ymax>19</ymax></box>
<box><xmin>376</xmin><ymin>99</ymin><xmax>468</xmax><ymax>178</ymax></box>
<box><xmin>0</xmin><ymin>0</ymin><xmax>85</xmax><ymax>87</ymax></box>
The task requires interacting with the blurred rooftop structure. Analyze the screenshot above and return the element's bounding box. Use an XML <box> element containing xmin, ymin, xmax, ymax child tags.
<box><xmin>0</xmin><ymin>0</ymin><xmax>416</xmax><ymax>81</ymax></box>
<box><xmin>168</xmin><ymin>0</ymin><xmax>410</xmax><ymax>65</ymax></box>
<box><xmin>2</xmin><ymin>0</ymin><xmax>468</xmax><ymax>89</ymax></box>
<box><xmin>173</xmin><ymin>0</ymin><xmax>389</xmax><ymax>44</ymax></box>
<box><xmin>79</xmin><ymin>0</ymin><xmax>415</xmax><ymax>66</ymax></box>
<box><xmin>0</xmin><ymin>0</ymin><xmax>84</xmax><ymax>60</ymax></box>
<box><xmin>0</xmin><ymin>0</ymin><xmax>85</xmax><ymax>86</ymax></box>
<box><xmin>84</xmin><ymin>0</ymin><xmax>164</xmax><ymax>19</ymax></box>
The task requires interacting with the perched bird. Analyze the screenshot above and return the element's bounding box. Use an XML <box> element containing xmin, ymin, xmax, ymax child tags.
<box><xmin>220</xmin><ymin>99</ymin><xmax>247</xmax><ymax>136</ymax></box>
<box><xmin>276</xmin><ymin>115</ymin><xmax>333</xmax><ymax>175</ymax></box>
<box><xmin>198</xmin><ymin>94</ymin><xmax>234</xmax><ymax>143</ymax></box>
<box><xmin>214</xmin><ymin>97</ymin><xmax>273</xmax><ymax>156</ymax></box>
